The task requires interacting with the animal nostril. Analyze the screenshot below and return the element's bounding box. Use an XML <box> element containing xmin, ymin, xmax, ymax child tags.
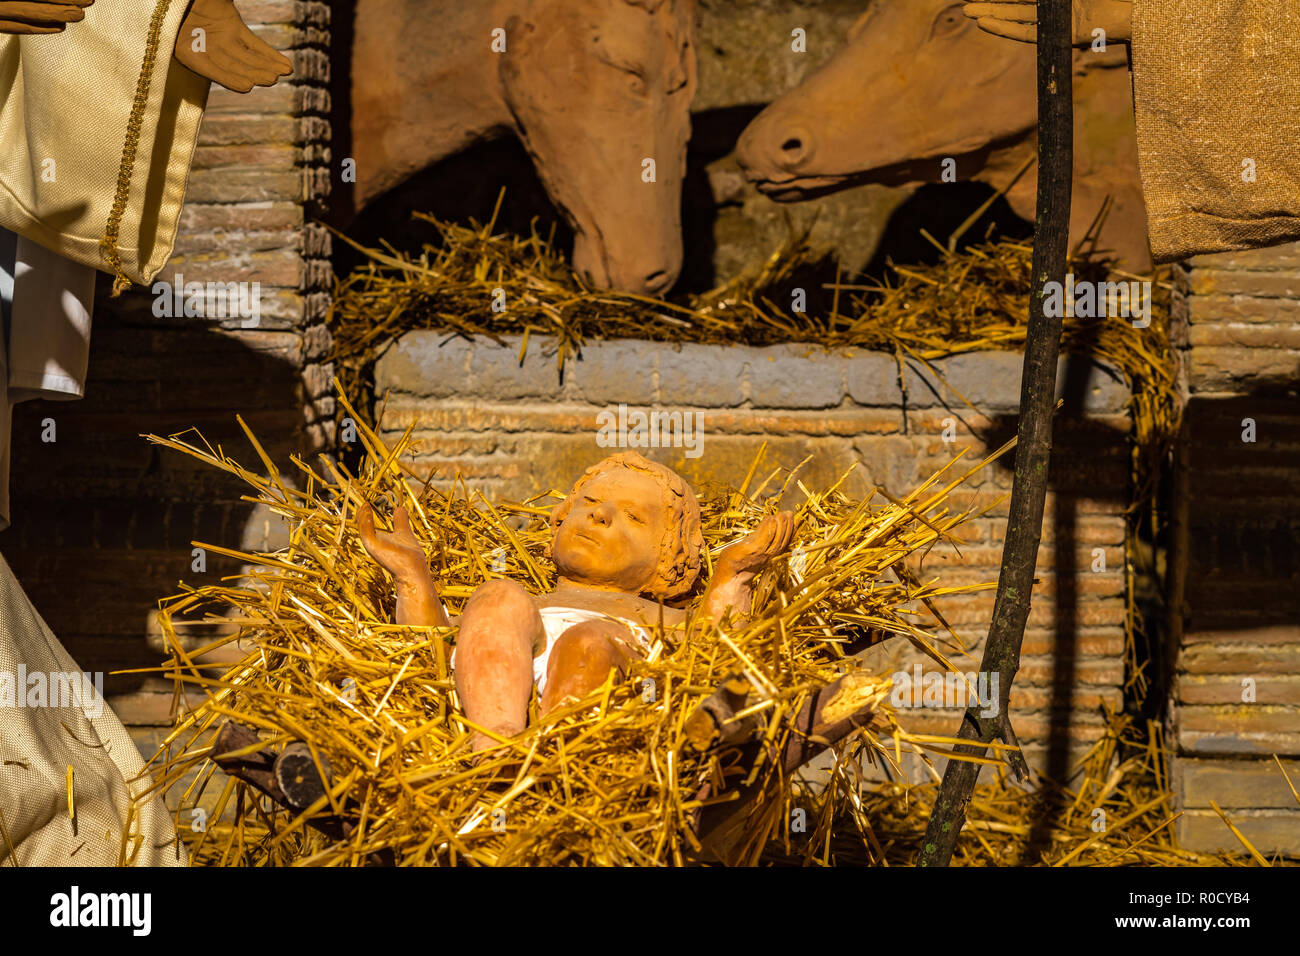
<box><xmin>644</xmin><ymin>269</ymin><xmax>669</xmax><ymax>291</ymax></box>
<box><xmin>776</xmin><ymin>127</ymin><xmax>813</xmax><ymax>169</ymax></box>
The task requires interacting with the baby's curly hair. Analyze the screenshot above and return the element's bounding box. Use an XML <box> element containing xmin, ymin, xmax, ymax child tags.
<box><xmin>547</xmin><ymin>452</ymin><xmax>704</xmax><ymax>601</ymax></box>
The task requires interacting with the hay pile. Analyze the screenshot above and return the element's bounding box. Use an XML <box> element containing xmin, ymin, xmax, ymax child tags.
<box><xmin>780</xmin><ymin>710</ymin><xmax>1244</xmax><ymax>866</ymax></box>
<box><xmin>135</xmin><ymin>398</ymin><xmax>1014</xmax><ymax>867</ymax></box>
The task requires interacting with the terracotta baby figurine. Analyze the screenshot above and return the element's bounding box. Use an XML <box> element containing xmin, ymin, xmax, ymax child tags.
<box><xmin>358</xmin><ymin>452</ymin><xmax>796</xmax><ymax>753</ymax></box>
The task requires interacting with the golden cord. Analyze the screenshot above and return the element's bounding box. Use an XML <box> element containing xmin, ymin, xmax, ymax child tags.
<box><xmin>99</xmin><ymin>0</ymin><xmax>175</xmax><ymax>296</ymax></box>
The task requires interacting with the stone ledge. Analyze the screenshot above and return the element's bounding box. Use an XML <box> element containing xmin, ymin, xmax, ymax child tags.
<box><xmin>1173</xmin><ymin>757</ymin><xmax>1300</xmax><ymax>809</ymax></box>
<box><xmin>376</xmin><ymin>333</ymin><xmax>1131</xmax><ymax>415</ymax></box>
<box><xmin>1176</xmin><ymin>809</ymin><xmax>1300</xmax><ymax>857</ymax></box>
<box><xmin>1186</xmin><ymin>241</ymin><xmax>1300</xmax><ymax>273</ymax></box>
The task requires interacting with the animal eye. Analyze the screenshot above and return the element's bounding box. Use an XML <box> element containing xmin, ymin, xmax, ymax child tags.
<box><xmin>598</xmin><ymin>53</ymin><xmax>648</xmax><ymax>94</ymax></box>
<box><xmin>625</xmin><ymin>510</ymin><xmax>644</xmax><ymax>524</ymax></box>
<box><xmin>930</xmin><ymin>4</ymin><xmax>967</xmax><ymax>40</ymax></box>
<box><xmin>583</xmin><ymin>495</ymin><xmax>597</xmax><ymax>505</ymax></box>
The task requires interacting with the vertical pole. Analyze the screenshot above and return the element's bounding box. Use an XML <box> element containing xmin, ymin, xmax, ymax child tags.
<box><xmin>916</xmin><ymin>0</ymin><xmax>1074</xmax><ymax>867</ymax></box>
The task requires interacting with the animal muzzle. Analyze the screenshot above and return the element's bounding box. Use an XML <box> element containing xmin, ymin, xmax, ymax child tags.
<box><xmin>573</xmin><ymin>232</ymin><xmax>681</xmax><ymax>297</ymax></box>
<box><xmin>736</xmin><ymin>113</ymin><xmax>820</xmax><ymax>186</ymax></box>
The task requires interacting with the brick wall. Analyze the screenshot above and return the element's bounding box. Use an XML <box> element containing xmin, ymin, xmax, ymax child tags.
<box><xmin>1169</xmin><ymin>242</ymin><xmax>1300</xmax><ymax>855</ymax></box>
<box><xmin>376</xmin><ymin>333</ymin><xmax>1133</xmax><ymax>776</ymax></box>
<box><xmin>0</xmin><ymin>0</ymin><xmax>333</xmax><ymax>752</ymax></box>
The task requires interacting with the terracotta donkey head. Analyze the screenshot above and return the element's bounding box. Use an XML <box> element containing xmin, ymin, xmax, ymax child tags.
<box><xmin>735</xmin><ymin>0</ymin><xmax>1150</xmax><ymax>270</ymax></box>
<box><xmin>351</xmin><ymin>0</ymin><xmax>698</xmax><ymax>295</ymax></box>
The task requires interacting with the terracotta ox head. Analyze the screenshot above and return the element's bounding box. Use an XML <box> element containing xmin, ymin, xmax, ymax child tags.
<box><xmin>351</xmin><ymin>0</ymin><xmax>697</xmax><ymax>296</ymax></box>
<box><xmin>501</xmin><ymin>0</ymin><xmax>697</xmax><ymax>295</ymax></box>
<box><xmin>734</xmin><ymin>0</ymin><xmax>1150</xmax><ymax>269</ymax></box>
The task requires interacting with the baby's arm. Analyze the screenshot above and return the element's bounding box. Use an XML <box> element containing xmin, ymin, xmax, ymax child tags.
<box><xmin>696</xmin><ymin>512</ymin><xmax>796</xmax><ymax>628</ymax></box>
<box><xmin>357</xmin><ymin>504</ymin><xmax>451</xmax><ymax>628</ymax></box>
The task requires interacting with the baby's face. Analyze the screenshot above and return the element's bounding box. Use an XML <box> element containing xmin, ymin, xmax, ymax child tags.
<box><xmin>552</xmin><ymin>470</ymin><xmax>668</xmax><ymax>593</ymax></box>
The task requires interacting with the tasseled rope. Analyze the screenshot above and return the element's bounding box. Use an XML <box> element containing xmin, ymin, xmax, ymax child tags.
<box><xmin>99</xmin><ymin>0</ymin><xmax>175</xmax><ymax>297</ymax></box>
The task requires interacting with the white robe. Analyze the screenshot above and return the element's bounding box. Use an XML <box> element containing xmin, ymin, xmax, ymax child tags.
<box><xmin>0</xmin><ymin>0</ymin><xmax>208</xmax><ymax>284</ymax></box>
<box><xmin>0</xmin><ymin>229</ymin><xmax>94</xmax><ymax>530</ymax></box>
<box><xmin>0</xmin><ymin>229</ymin><xmax>185</xmax><ymax>865</ymax></box>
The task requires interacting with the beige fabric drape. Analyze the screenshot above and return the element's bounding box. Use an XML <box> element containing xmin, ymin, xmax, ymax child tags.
<box><xmin>0</xmin><ymin>0</ymin><xmax>210</xmax><ymax>284</ymax></box>
<box><xmin>0</xmin><ymin>549</ymin><xmax>185</xmax><ymax>866</ymax></box>
<box><xmin>1131</xmin><ymin>1</ymin><xmax>1300</xmax><ymax>262</ymax></box>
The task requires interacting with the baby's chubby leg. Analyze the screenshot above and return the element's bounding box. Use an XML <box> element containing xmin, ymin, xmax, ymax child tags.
<box><xmin>453</xmin><ymin>579</ymin><xmax>545</xmax><ymax>753</ymax></box>
<box><xmin>539</xmin><ymin>620</ymin><xmax>640</xmax><ymax>716</ymax></box>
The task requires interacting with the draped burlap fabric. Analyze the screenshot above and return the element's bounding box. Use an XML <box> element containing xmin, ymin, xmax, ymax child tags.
<box><xmin>1131</xmin><ymin>1</ymin><xmax>1300</xmax><ymax>263</ymax></box>
<box><xmin>0</xmin><ymin>550</ymin><xmax>185</xmax><ymax>866</ymax></box>
<box><xmin>0</xmin><ymin>0</ymin><xmax>209</xmax><ymax>284</ymax></box>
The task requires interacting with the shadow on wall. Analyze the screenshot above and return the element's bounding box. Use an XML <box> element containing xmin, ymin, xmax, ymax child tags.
<box><xmin>859</xmin><ymin>181</ymin><xmax>1033</xmax><ymax>278</ymax></box>
<box><xmin>1</xmin><ymin>274</ymin><xmax>310</xmax><ymax>698</ymax></box>
<box><xmin>332</xmin><ymin>96</ymin><xmax>1035</xmax><ymax>299</ymax></box>
<box><xmin>335</xmin><ymin>136</ymin><xmax>577</xmax><ymax>280</ymax></box>
<box><xmin>964</xmin><ymin>351</ymin><xmax>1131</xmax><ymax>862</ymax></box>
<box><xmin>1174</xmin><ymin>388</ymin><xmax>1300</xmax><ymax>729</ymax></box>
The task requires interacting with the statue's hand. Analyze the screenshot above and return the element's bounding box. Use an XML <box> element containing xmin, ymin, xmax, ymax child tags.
<box><xmin>717</xmin><ymin>512</ymin><xmax>797</xmax><ymax>578</ymax></box>
<box><xmin>963</xmin><ymin>0</ymin><xmax>1132</xmax><ymax>47</ymax></box>
<box><xmin>358</xmin><ymin>504</ymin><xmax>431</xmax><ymax>586</ymax></box>
<box><xmin>174</xmin><ymin>0</ymin><xmax>291</xmax><ymax>93</ymax></box>
<box><xmin>0</xmin><ymin>0</ymin><xmax>93</xmax><ymax>34</ymax></box>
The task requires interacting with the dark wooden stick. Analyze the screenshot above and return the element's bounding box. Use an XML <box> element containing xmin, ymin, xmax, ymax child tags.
<box><xmin>690</xmin><ymin>671</ymin><xmax>884</xmax><ymax>860</ymax></box>
<box><xmin>275</xmin><ymin>743</ymin><xmax>333</xmax><ymax>810</ymax></box>
<box><xmin>211</xmin><ymin>721</ymin><xmax>393</xmax><ymax>866</ymax></box>
<box><xmin>212</xmin><ymin>721</ymin><xmax>295</xmax><ymax>806</ymax></box>
<box><xmin>915</xmin><ymin>0</ymin><xmax>1073</xmax><ymax>867</ymax></box>
<box><xmin>682</xmin><ymin>673</ymin><xmax>759</xmax><ymax>753</ymax></box>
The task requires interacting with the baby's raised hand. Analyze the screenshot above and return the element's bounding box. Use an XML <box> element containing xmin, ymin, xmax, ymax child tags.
<box><xmin>357</xmin><ymin>503</ymin><xmax>429</xmax><ymax>583</ymax></box>
<box><xmin>717</xmin><ymin>512</ymin><xmax>797</xmax><ymax>577</ymax></box>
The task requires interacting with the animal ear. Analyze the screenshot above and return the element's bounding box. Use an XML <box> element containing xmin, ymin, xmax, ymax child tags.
<box><xmin>501</xmin><ymin>14</ymin><xmax>535</xmax><ymax>51</ymax></box>
<box><xmin>846</xmin><ymin>5</ymin><xmax>877</xmax><ymax>42</ymax></box>
<box><xmin>496</xmin><ymin>15</ymin><xmax>533</xmax><ymax>83</ymax></box>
